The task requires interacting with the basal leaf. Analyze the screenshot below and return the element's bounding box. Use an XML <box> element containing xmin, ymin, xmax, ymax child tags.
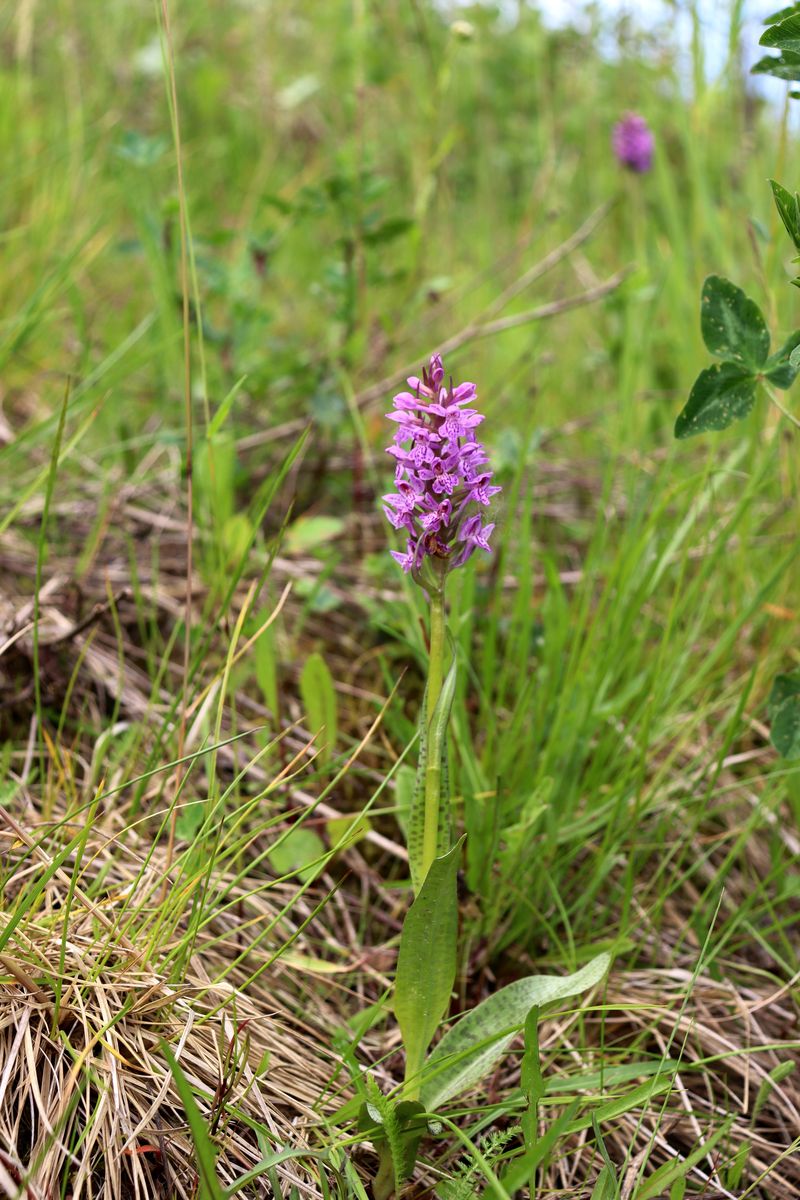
<box><xmin>286</xmin><ymin>514</ymin><xmax>345</xmax><ymax>554</ymax></box>
<box><xmin>193</xmin><ymin>434</ymin><xmax>237</xmax><ymax>526</ymax></box>
<box><xmin>761</xmin><ymin>12</ymin><xmax>800</xmax><ymax>54</ymax></box>
<box><xmin>268</xmin><ymin>826</ymin><xmax>325</xmax><ymax>883</ymax></box>
<box><xmin>674</xmin><ymin>362</ymin><xmax>757</xmax><ymax>439</ymax></box>
<box><xmin>395</xmin><ymin>839</ymin><xmax>463</xmax><ymax>1099</ymax></box>
<box><xmin>420</xmin><ymin>953</ymin><xmax>611</xmax><ymax>1112</ymax></box>
<box><xmin>394</xmin><ymin>1101</ymin><xmax>427</xmax><ymax>1183</ymax></box>
<box><xmin>700</xmin><ymin>276</ymin><xmax>769</xmax><ymax>369</ymax></box>
<box><xmin>765</xmin><ymin>330</ymin><xmax>800</xmax><ymax>388</ymax></box>
<box><xmin>254</xmin><ymin>614</ymin><xmax>279</xmax><ymax>714</ymax></box>
<box><xmin>300</xmin><ymin>651</ymin><xmax>337</xmax><ymax>765</ymax></box>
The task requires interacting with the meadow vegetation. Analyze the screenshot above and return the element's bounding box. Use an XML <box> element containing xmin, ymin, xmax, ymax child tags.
<box><xmin>0</xmin><ymin>1</ymin><xmax>799</xmax><ymax>1197</ymax></box>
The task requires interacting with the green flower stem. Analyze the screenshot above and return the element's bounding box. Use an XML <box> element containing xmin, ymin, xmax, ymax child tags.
<box><xmin>421</xmin><ymin>584</ymin><xmax>446</xmax><ymax>882</ymax></box>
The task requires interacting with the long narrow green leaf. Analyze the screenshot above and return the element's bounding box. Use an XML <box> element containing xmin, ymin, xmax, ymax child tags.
<box><xmin>634</xmin><ymin>1116</ymin><xmax>734</xmax><ymax>1200</ymax></box>
<box><xmin>500</xmin><ymin>1101</ymin><xmax>580</xmax><ymax>1192</ymax></box>
<box><xmin>408</xmin><ymin>637</ymin><xmax>457</xmax><ymax>894</ymax></box>
<box><xmin>161</xmin><ymin>1045</ymin><xmax>226</xmax><ymax>1200</ymax></box>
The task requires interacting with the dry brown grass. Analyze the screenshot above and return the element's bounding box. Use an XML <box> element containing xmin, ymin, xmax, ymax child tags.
<box><xmin>0</xmin><ymin>788</ymin><xmax>348</xmax><ymax>1199</ymax></box>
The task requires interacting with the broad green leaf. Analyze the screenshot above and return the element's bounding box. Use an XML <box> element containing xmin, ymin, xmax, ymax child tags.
<box><xmin>193</xmin><ymin>434</ymin><xmax>237</xmax><ymax>526</ymax></box>
<box><xmin>253</xmin><ymin>615</ymin><xmax>279</xmax><ymax>714</ymax></box>
<box><xmin>674</xmin><ymin>362</ymin><xmax>757</xmax><ymax>439</ymax></box>
<box><xmin>395</xmin><ymin>839</ymin><xmax>463</xmax><ymax>1099</ymax></box>
<box><xmin>765</xmin><ymin>330</ymin><xmax>800</xmax><ymax>388</ymax></box>
<box><xmin>768</xmin><ymin>670</ymin><xmax>800</xmax><ymax>758</ymax></box>
<box><xmin>700</xmin><ymin>276</ymin><xmax>769</xmax><ymax>369</ymax></box>
<box><xmin>752</xmin><ymin>50</ymin><xmax>800</xmax><ymax>81</ymax></box>
<box><xmin>268</xmin><ymin>826</ymin><xmax>325</xmax><ymax>883</ymax></box>
<box><xmin>407</xmin><ymin>639</ymin><xmax>457</xmax><ymax>895</ymax></box>
<box><xmin>634</xmin><ymin>1117</ymin><xmax>734</xmax><ymax>1200</ymax></box>
<box><xmin>769</xmin><ymin>179</ymin><xmax>800</xmax><ymax>253</ymax></box>
<box><xmin>420</xmin><ymin>953</ymin><xmax>611</xmax><ymax>1112</ymax></box>
<box><xmin>286</xmin><ymin>514</ymin><xmax>344</xmax><ymax>555</ymax></box>
<box><xmin>175</xmin><ymin>799</ymin><xmax>205</xmax><ymax>841</ymax></box>
<box><xmin>221</xmin><ymin>513</ymin><xmax>253</xmax><ymax>567</ymax></box>
<box><xmin>394</xmin><ymin>1101</ymin><xmax>427</xmax><ymax>1184</ymax></box>
<box><xmin>326</xmin><ymin>812</ymin><xmax>371</xmax><ymax>850</ymax></box>
<box><xmin>300</xmin><ymin>651</ymin><xmax>337</xmax><ymax>765</ymax></box>
<box><xmin>761</xmin><ymin>12</ymin><xmax>800</xmax><ymax>54</ymax></box>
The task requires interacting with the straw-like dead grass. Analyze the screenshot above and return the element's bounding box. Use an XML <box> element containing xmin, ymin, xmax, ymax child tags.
<box><xmin>0</xmin><ymin>789</ymin><xmax>345</xmax><ymax>1200</ymax></box>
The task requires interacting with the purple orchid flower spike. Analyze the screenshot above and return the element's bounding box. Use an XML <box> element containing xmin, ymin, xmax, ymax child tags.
<box><xmin>613</xmin><ymin>113</ymin><xmax>654</xmax><ymax>174</ymax></box>
<box><xmin>384</xmin><ymin>353</ymin><xmax>500</xmax><ymax>584</ymax></box>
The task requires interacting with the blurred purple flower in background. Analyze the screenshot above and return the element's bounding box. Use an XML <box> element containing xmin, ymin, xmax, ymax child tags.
<box><xmin>384</xmin><ymin>354</ymin><xmax>500</xmax><ymax>578</ymax></box>
<box><xmin>613</xmin><ymin>113</ymin><xmax>654</xmax><ymax>173</ymax></box>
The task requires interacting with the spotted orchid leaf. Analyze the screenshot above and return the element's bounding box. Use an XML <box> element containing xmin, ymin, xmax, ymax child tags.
<box><xmin>419</xmin><ymin>953</ymin><xmax>611</xmax><ymax>1112</ymax></box>
<box><xmin>395</xmin><ymin>838</ymin><xmax>463</xmax><ymax>1101</ymax></box>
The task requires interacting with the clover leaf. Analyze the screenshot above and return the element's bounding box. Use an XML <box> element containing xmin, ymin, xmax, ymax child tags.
<box><xmin>675</xmin><ymin>275</ymin><xmax>800</xmax><ymax>438</ymax></box>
